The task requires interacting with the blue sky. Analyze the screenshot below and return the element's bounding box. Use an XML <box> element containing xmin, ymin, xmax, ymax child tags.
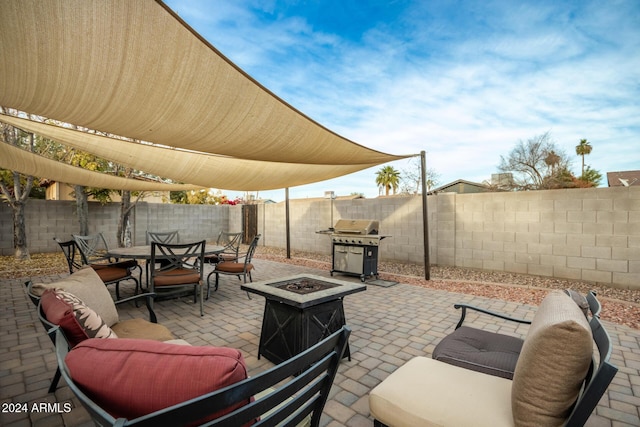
<box><xmin>164</xmin><ymin>0</ymin><xmax>639</xmax><ymax>201</ymax></box>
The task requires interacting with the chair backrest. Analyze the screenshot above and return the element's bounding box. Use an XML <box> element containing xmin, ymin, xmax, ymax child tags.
<box><xmin>564</xmin><ymin>314</ymin><xmax>618</xmax><ymax>427</ymax></box>
<box><xmin>146</xmin><ymin>230</ymin><xmax>180</xmax><ymax>245</ymax></box>
<box><xmin>73</xmin><ymin>233</ymin><xmax>110</xmax><ymax>263</ymax></box>
<box><xmin>586</xmin><ymin>291</ymin><xmax>601</xmax><ymax>318</ymax></box>
<box><xmin>150</xmin><ymin>240</ymin><xmax>205</xmax><ymax>278</ymax></box>
<box><xmin>24</xmin><ymin>281</ymin><xmax>60</xmax><ymax>346</ymax></box>
<box><xmin>216</xmin><ymin>231</ymin><xmax>243</xmax><ymax>255</ymax></box>
<box><xmin>54</xmin><ymin>237</ymin><xmax>85</xmax><ymax>273</ymax></box>
<box><xmin>55</xmin><ymin>325</ymin><xmax>351</xmax><ymax>426</ymax></box>
<box><xmin>243</xmin><ymin>234</ymin><xmax>261</xmax><ymax>265</ymax></box>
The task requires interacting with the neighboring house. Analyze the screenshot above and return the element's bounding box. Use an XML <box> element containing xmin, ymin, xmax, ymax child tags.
<box><xmin>607</xmin><ymin>171</ymin><xmax>640</xmax><ymax>187</ymax></box>
<box><xmin>428</xmin><ymin>179</ymin><xmax>490</xmax><ymax>195</ymax></box>
<box><xmin>43</xmin><ymin>181</ymin><xmax>169</xmax><ymax>203</ymax></box>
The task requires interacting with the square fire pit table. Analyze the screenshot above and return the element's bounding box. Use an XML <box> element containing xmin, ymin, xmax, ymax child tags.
<box><xmin>241</xmin><ymin>274</ymin><xmax>366</xmax><ymax>364</ymax></box>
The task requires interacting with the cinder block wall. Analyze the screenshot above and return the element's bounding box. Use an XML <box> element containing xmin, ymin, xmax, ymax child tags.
<box><xmin>448</xmin><ymin>187</ymin><xmax>639</xmax><ymax>289</ymax></box>
<box><xmin>0</xmin><ymin>200</ymin><xmax>231</xmax><ymax>254</ymax></box>
<box><xmin>1</xmin><ymin>187</ymin><xmax>638</xmax><ymax>289</ymax></box>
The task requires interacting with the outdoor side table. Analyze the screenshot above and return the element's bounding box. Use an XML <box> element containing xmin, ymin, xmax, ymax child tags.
<box><xmin>242</xmin><ymin>274</ymin><xmax>366</xmax><ymax>365</ymax></box>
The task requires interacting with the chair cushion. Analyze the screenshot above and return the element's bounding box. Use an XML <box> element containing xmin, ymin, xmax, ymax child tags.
<box><xmin>41</xmin><ymin>289</ymin><xmax>118</xmax><ymax>347</ymax></box>
<box><xmin>216</xmin><ymin>262</ymin><xmax>252</xmax><ymax>274</ymax></box>
<box><xmin>511</xmin><ymin>290</ymin><xmax>593</xmax><ymax>426</ymax></box>
<box><xmin>369</xmin><ymin>356</ymin><xmax>514</xmax><ymax>427</ymax></box>
<box><xmin>111</xmin><ymin>318</ymin><xmax>175</xmax><ymax>341</ymax></box>
<box><xmin>31</xmin><ymin>267</ymin><xmax>119</xmax><ymax>327</ymax></box>
<box><xmin>432</xmin><ymin>326</ymin><xmax>523</xmax><ymax>379</ymax></box>
<box><xmin>65</xmin><ymin>338</ymin><xmax>253</xmax><ymax>424</ymax></box>
<box><xmin>91</xmin><ymin>264</ymin><xmax>130</xmax><ymax>283</ymax></box>
<box><xmin>153</xmin><ymin>268</ymin><xmax>201</xmax><ymax>286</ymax></box>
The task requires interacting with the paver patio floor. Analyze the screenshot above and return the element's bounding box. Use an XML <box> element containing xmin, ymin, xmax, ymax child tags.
<box><xmin>1</xmin><ymin>258</ymin><xmax>639</xmax><ymax>426</ymax></box>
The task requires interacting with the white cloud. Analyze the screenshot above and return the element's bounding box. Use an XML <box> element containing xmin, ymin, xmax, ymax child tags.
<box><xmin>166</xmin><ymin>0</ymin><xmax>640</xmax><ymax>200</ymax></box>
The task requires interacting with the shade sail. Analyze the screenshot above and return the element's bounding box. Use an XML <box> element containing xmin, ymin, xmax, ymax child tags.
<box><xmin>0</xmin><ymin>115</ymin><xmax>383</xmax><ymax>191</ymax></box>
<box><xmin>0</xmin><ymin>142</ymin><xmax>203</xmax><ymax>192</ymax></box>
<box><xmin>0</xmin><ymin>0</ymin><xmax>409</xmax><ymax>168</ymax></box>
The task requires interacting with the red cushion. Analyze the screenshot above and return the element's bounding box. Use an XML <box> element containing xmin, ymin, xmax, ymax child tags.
<box><xmin>40</xmin><ymin>289</ymin><xmax>89</xmax><ymax>347</ymax></box>
<box><xmin>65</xmin><ymin>338</ymin><xmax>252</xmax><ymax>424</ymax></box>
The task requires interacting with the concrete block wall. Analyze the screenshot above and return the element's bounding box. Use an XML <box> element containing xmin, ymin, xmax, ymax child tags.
<box><xmin>0</xmin><ymin>200</ymin><xmax>232</xmax><ymax>255</ymax></box>
<box><xmin>132</xmin><ymin>202</ymin><xmax>229</xmax><ymax>245</ymax></box>
<box><xmin>449</xmin><ymin>187</ymin><xmax>639</xmax><ymax>289</ymax></box>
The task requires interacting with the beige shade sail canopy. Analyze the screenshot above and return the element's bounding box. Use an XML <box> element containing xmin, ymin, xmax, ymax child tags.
<box><xmin>0</xmin><ymin>0</ymin><xmax>410</xmax><ymax>176</ymax></box>
<box><xmin>0</xmin><ymin>115</ymin><xmax>383</xmax><ymax>191</ymax></box>
<box><xmin>0</xmin><ymin>142</ymin><xmax>203</xmax><ymax>192</ymax></box>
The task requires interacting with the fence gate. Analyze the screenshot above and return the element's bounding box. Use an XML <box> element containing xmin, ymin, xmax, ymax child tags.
<box><xmin>242</xmin><ymin>204</ymin><xmax>258</xmax><ymax>244</ymax></box>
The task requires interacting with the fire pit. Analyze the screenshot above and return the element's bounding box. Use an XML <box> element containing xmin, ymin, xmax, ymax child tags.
<box><xmin>242</xmin><ymin>274</ymin><xmax>366</xmax><ymax>364</ymax></box>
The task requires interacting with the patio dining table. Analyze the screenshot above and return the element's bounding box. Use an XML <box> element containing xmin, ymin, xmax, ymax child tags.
<box><xmin>108</xmin><ymin>244</ymin><xmax>224</xmax><ymax>287</ymax></box>
<box><xmin>108</xmin><ymin>244</ymin><xmax>225</xmax><ymax>261</ymax></box>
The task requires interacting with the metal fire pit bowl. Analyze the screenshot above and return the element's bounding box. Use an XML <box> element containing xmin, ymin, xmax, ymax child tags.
<box><xmin>274</xmin><ymin>278</ymin><xmax>340</xmax><ymax>295</ymax></box>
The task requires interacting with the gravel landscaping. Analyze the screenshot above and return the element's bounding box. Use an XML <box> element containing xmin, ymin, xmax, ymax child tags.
<box><xmin>255</xmin><ymin>247</ymin><xmax>640</xmax><ymax>330</ymax></box>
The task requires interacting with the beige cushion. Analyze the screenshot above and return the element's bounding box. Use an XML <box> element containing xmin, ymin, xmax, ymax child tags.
<box><xmin>111</xmin><ymin>318</ymin><xmax>175</xmax><ymax>342</ymax></box>
<box><xmin>511</xmin><ymin>290</ymin><xmax>593</xmax><ymax>426</ymax></box>
<box><xmin>369</xmin><ymin>357</ymin><xmax>513</xmax><ymax>427</ymax></box>
<box><xmin>31</xmin><ymin>267</ymin><xmax>119</xmax><ymax>327</ymax></box>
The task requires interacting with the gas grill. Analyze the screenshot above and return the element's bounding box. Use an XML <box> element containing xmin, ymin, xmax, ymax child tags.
<box><xmin>329</xmin><ymin>219</ymin><xmax>388</xmax><ymax>282</ymax></box>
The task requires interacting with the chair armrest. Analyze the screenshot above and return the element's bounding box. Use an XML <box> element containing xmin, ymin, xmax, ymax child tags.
<box><xmin>453</xmin><ymin>303</ymin><xmax>532</xmax><ymax>329</ymax></box>
<box><xmin>115</xmin><ymin>293</ymin><xmax>159</xmax><ymax>324</ymax></box>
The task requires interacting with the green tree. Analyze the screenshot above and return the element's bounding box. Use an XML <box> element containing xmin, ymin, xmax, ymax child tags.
<box><xmin>575</xmin><ymin>139</ymin><xmax>593</xmax><ymax>177</ymax></box>
<box><xmin>579</xmin><ymin>166</ymin><xmax>602</xmax><ymax>187</ymax></box>
<box><xmin>375</xmin><ymin>165</ymin><xmax>401</xmax><ymax>196</ymax></box>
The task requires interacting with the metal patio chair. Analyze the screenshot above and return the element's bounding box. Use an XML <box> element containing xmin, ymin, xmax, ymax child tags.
<box><xmin>205</xmin><ymin>231</ymin><xmax>243</xmax><ymax>286</ymax></box>
<box><xmin>145</xmin><ymin>230</ymin><xmax>180</xmax><ymax>287</ymax></box>
<box><xmin>150</xmin><ymin>240</ymin><xmax>206</xmax><ymax>316</ymax></box>
<box><xmin>57</xmin><ymin>237</ymin><xmax>140</xmax><ymax>300</ymax></box>
<box><xmin>72</xmin><ymin>232</ymin><xmax>142</xmax><ymax>283</ymax></box>
<box><xmin>208</xmin><ymin>234</ymin><xmax>260</xmax><ymax>299</ymax></box>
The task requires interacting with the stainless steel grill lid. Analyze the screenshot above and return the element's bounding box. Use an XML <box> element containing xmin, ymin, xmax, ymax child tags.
<box><xmin>332</xmin><ymin>219</ymin><xmax>379</xmax><ymax>235</ymax></box>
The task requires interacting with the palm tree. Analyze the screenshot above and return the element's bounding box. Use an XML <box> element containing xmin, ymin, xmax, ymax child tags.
<box><xmin>375</xmin><ymin>166</ymin><xmax>400</xmax><ymax>196</ymax></box>
<box><xmin>575</xmin><ymin>139</ymin><xmax>592</xmax><ymax>177</ymax></box>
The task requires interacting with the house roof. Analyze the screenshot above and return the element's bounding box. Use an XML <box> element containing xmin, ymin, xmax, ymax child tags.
<box><xmin>607</xmin><ymin>171</ymin><xmax>640</xmax><ymax>187</ymax></box>
<box><xmin>428</xmin><ymin>179</ymin><xmax>490</xmax><ymax>194</ymax></box>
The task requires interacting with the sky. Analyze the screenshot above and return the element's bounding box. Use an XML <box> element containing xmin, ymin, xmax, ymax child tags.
<box><xmin>164</xmin><ymin>0</ymin><xmax>639</xmax><ymax>202</ymax></box>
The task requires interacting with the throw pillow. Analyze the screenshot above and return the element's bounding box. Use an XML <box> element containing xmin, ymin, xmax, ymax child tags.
<box><xmin>65</xmin><ymin>338</ymin><xmax>253</xmax><ymax>425</ymax></box>
<box><xmin>40</xmin><ymin>289</ymin><xmax>89</xmax><ymax>347</ymax></box>
<box><xmin>54</xmin><ymin>290</ymin><xmax>118</xmax><ymax>340</ymax></box>
<box><xmin>511</xmin><ymin>290</ymin><xmax>593</xmax><ymax>426</ymax></box>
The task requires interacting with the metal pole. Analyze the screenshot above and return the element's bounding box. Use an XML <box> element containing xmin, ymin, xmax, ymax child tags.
<box><xmin>421</xmin><ymin>151</ymin><xmax>431</xmax><ymax>280</ymax></box>
<box><xmin>285</xmin><ymin>187</ymin><xmax>291</xmax><ymax>259</ymax></box>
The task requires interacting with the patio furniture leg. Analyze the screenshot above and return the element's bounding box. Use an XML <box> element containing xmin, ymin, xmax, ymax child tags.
<box><xmin>200</xmin><ymin>282</ymin><xmax>204</xmax><ymax>316</ymax></box>
<box><xmin>48</xmin><ymin>367</ymin><xmax>62</xmax><ymax>393</ymax></box>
